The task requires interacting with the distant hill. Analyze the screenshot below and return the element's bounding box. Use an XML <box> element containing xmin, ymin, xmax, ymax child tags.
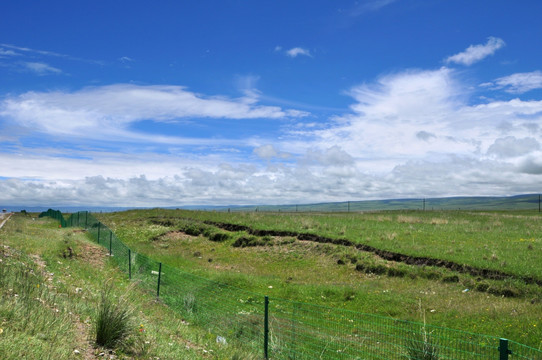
<box><xmin>4</xmin><ymin>194</ymin><xmax>541</xmax><ymax>213</ymax></box>
<box><xmin>184</xmin><ymin>194</ymin><xmax>542</xmax><ymax>212</ymax></box>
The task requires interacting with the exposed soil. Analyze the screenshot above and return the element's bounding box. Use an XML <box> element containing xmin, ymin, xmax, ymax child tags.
<box><xmin>78</xmin><ymin>240</ymin><xmax>108</xmax><ymax>268</ymax></box>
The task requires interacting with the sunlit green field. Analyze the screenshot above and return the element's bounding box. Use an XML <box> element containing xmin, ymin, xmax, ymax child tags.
<box><xmin>97</xmin><ymin>209</ymin><xmax>542</xmax><ymax>348</ymax></box>
<box><xmin>0</xmin><ymin>214</ymin><xmax>254</xmax><ymax>359</ymax></box>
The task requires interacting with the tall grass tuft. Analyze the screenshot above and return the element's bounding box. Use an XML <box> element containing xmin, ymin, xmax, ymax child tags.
<box><xmin>94</xmin><ymin>282</ymin><xmax>132</xmax><ymax>348</ymax></box>
<box><xmin>405</xmin><ymin>332</ymin><xmax>439</xmax><ymax>360</ymax></box>
<box><xmin>405</xmin><ymin>302</ymin><xmax>439</xmax><ymax>360</ymax></box>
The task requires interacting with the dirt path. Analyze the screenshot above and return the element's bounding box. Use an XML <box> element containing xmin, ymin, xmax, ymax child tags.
<box><xmin>0</xmin><ymin>212</ymin><xmax>12</xmax><ymax>230</ymax></box>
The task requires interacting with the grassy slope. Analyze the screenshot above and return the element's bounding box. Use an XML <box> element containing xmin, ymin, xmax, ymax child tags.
<box><xmin>98</xmin><ymin>209</ymin><xmax>542</xmax><ymax>349</ymax></box>
<box><xmin>0</xmin><ymin>214</ymin><xmax>255</xmax><ymax>359</ymax></box>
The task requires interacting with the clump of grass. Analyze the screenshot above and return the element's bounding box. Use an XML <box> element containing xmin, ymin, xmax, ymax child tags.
<box><xmin>94</xmin><ymin>282</ymin><xmax>132</xmax><ymax>348</ymax></box>
<box><xmin>183</xmin><ymin>293</ymin><xmax>197</xmax><ymax>314</ymax></box>
<box><xmin>405</xmin><ymin>302</ymin><xmax>439</xmax><ymax>359</ymax></box>
<box><xmin>355</xmin><ymin>263</ymin><xmax>387</xmax><ymax>275</ymax></box>
<box><xmin>232</xmin><ymin>235</ymin><xmax>270</xmax><ymax>247</ymax></box>
<box><xmin>405</xmin><ymin>332</ymin><xmax>439</xmax><ymax>360</ymax></box>
<box><xmin>207</xmin><ymin>231</ymin><xmax>230</xmax><ymax>242</ymax></box>
<box><xmin>182</xmin><ymin>223</ymin><xmax>206</xmax><ymax>236</ymax></box>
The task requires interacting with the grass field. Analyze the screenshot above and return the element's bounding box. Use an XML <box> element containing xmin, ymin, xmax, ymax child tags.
<box><xmin>96</xmin><ymin>208</ymin><xmax>542</xmax><ymax>349</ymax></box>
<box><xmin>0</xmin><ymin>213</ymin><xmax>255</xmax><ymax>359</ymax></box>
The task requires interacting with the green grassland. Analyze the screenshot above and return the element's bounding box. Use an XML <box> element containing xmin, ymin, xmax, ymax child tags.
<box><xmin>96</xmin><ymin>208</ymin><xmax>542</xmax><ymax>349</ymax></box>
<box><xmin>0</xmin><ymin>214</ymin><xmax>255</xmax><ymax>359</ymax></box>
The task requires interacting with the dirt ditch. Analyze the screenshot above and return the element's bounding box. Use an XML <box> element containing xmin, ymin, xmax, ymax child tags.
<box><xmin>204</xmin><ymin>220</ymin><xmax>542</xmax><ymax>287</ymax></box>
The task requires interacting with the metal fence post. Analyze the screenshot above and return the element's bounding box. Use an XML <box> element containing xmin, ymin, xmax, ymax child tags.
<box><xmin>97</xmin><ymin>223</ymin><xmax>101</xmax><ymax>244</ymax></box>
<box><xmin>85</xmin><ymin>211</ymin><xmax>88</xmax><ymax>228</ymax></box>
<box><xmin>292</xmin><ymin>302</ymin><xmax>297</xmax><ymax>359</ymax></box>
<box><xmin>264</xmin><ymin>296</ymin><xmax>269</xmax><ymax>359</ymax></box>
<box><xmin>499</xmin><ymin>338</ymin><xmax>511</xmax><ymax>360</ymax></box>
<box><xmin>128</xmin><ymin>249</ymin><xmax>132</xmax><ymax>280</ymax></box>
<box><xmin>157</xmin><ymin>262</ymin><xmax>162</xmax><ymax>298</ymax></box>
<box><xmin>109</xmin><ymin>231</ymin><xmax>112</xmax><ymax>256</ymax></box>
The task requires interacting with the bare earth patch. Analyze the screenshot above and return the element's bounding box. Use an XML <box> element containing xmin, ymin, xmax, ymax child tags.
<box><xmin>78</xmin><ymin>240</ymin><xmax>108</xmax><ymax>268</ymax></box>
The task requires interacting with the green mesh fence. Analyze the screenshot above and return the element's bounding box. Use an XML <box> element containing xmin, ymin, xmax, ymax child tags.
<box><xmin>38</xmin><ymin>208</ymin><xmax>67</xmax><ymax>228</ymax></box>
<box><xmin>40</xmin><ymin>209</ymin><xmax>542</xmax><ymax>360</ymax></box>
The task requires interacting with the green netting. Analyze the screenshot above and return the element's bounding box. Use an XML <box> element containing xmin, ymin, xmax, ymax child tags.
<box><xmin>268</xmin><ymin>297</ymin><xmax>507</xmax><ymax>359</ymax></box>
<box><xmin>38</xmin><ymin>208</ymin><xmax>67</xmax><ymax>227</ymax></box>
<box><xmin>39</xmin><ymin>209</ymin><xmax>542</xmax><ymax>360</ymax></box>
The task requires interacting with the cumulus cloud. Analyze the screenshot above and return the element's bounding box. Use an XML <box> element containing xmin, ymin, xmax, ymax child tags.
<box><xmin>295</xmin><ymin>67</ymin><xmax>542</xmax><ymax>196</ymax></box>
<box><xmin>445</xmin><ymin>37</ymin><xmax>505</xmax><ymax>66</ymax></box>
<box><xmin>485</xmin><ymin>71</ymin><xmax>542</xmax><ymax>94</ymax></box>
<box><xmin>303</xmin><ymin>146</ymin><xmax>355</xmax><ymax>167</ymax></box>
<box><xmin>416</xmin><ymin>131</ymin><xmax>436</xmax><ymax>141</ymax></box>
<box><xmin>253</xmin><ymin>144</ymin><xmax>291</xmax><ymax>160</ymax></box>
<box><xmin>518</xmin><ymin>155</ymin><xmax>542</xmax><ymax>175</ymax></box>
<box><xmin>487</xmin><ymin>136</ymin><xmax>540</xmax><ymax>158</ymax></box>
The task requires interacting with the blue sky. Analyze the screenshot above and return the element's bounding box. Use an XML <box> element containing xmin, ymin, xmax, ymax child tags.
<box><xmin>2</xmin><ymin>0</ymin><xmax>542</xmax><ymax>207</ymax></box>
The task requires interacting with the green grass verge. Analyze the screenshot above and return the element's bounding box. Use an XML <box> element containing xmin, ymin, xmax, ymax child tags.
<box><xmin>0</xmin><ymin>213</ymin><xmax>258</xmax><ymax>359</ymax></box>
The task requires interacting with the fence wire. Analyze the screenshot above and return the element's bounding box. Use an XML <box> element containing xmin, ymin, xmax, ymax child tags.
<box><xmin>40</xmin><ymin>209</ymin><xmax>542</xmax><ymax>360</ymax></box>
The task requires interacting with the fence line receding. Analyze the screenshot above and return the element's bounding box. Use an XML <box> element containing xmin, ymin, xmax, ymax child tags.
<box><xmin>38</xmin><ymin>208</ymin><xmax>542</xmax><ymax>360</ymax></box>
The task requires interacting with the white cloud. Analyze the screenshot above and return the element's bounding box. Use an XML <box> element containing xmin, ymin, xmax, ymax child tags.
<box><xmin>486</xmin><ymin>71</ymin><xmax>542</xmax><ymax>94</ymax></box>
<box><xmin>487</xmin><ymin>136</ymin><xmax>540</xmax><ymax>158</ymax></box>
<box><xmin>300</xmin><ymin>67</ymin><xmax>542</xmax><ymax>182</ymax></box>
<box><xmin>23</xmin><ymin>62</ymin><xmax>62</xmax><ymax>75</ymax></box>
<box><xmin>0</xmin><ymin>47</ymin><xmax>19</xmax><ymax>57</ymax></box>
<box><xmin>0</xmin><ymin>43</ymin><xmax>102</xmax><ymax>65</ymax></box>
<box><xmin>0</xmin><ymin>84</ymin><xmax>309</xmax><ymax>141</ymax></box>
<box><xmin>518</xmin><ymin>154</ymin><xmax>542</xmax><ymax>175</ymax></box>
<box><xmin>119</xmin><ymin>56</ymin><xmax>134</xmax><ymax>63</ymax></box>
<box><xmin>285</xmin><ymin>47</ymin><xmax>312</xmax><ymax>58</ymax></box>
<box><xmin>253</xmin><ymin>144</ymin><xmax>287</xmax><ymax>160</ymax></box>
<box><xmin>303</xmin><ymin>146</ymin><xmax>355</xmax><ymax>166</ymax></box>
<box><xmin>349</xmin><ymin>0</ymin><xmax>397</xmax><ymax>16</ymax></box>
<box><xmin>445</xmin><ymin>37</ymin><xmax>505</xmax><ymax>66</ymax></box>
<box><xmin>3</xmin><ymin>68</ymin><xmax>542</xmax><ymax>207</ymax></box>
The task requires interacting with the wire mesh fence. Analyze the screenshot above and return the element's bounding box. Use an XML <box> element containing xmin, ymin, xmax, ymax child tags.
<box><xmin>40</xmin><ymin>209</ymin><xmax>542</xmax><ymax>359</ymax></box>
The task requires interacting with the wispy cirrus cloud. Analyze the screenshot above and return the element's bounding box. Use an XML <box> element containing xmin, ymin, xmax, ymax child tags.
<box><xmin>275</xmin><ymin>46</ymin><xmax>312</xmax><ymax>58</ymax></box>
<box><xmin>0</xmin><ymin>43</ymin><xmax>103</xmax><ymax>65</ymax></box>
<box><xmin>23</xmin><ymin>62</ymin><xmax>62</xmax><ymax>75</ymax></box>
<box><xmin>483</xmin><ymin>71</ymin><xmax>542</xmax><ymax>94</ymax></box>
<box><xmin>286</xmin><ymin>47</ymin><xmax>312</xmax><ymax>58</ymax></box>
<box><xmin>0</xmin><ymin>47</ymin><xmax>20</xmax><ymax>57</ymax></box>
<box><xmin>348</xmin><ymin>0</ymin><xmax>397</xmax><ymax>17</ymax></box>
<box><xmin>445</xmin><ymin>37</ymin><xmax>505</xmax><ymax>66</ymax></box>
<box><xmin>0</xmin><ymin>84</ymin><xmax>309</xmax><ymax>142</ymax></box>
